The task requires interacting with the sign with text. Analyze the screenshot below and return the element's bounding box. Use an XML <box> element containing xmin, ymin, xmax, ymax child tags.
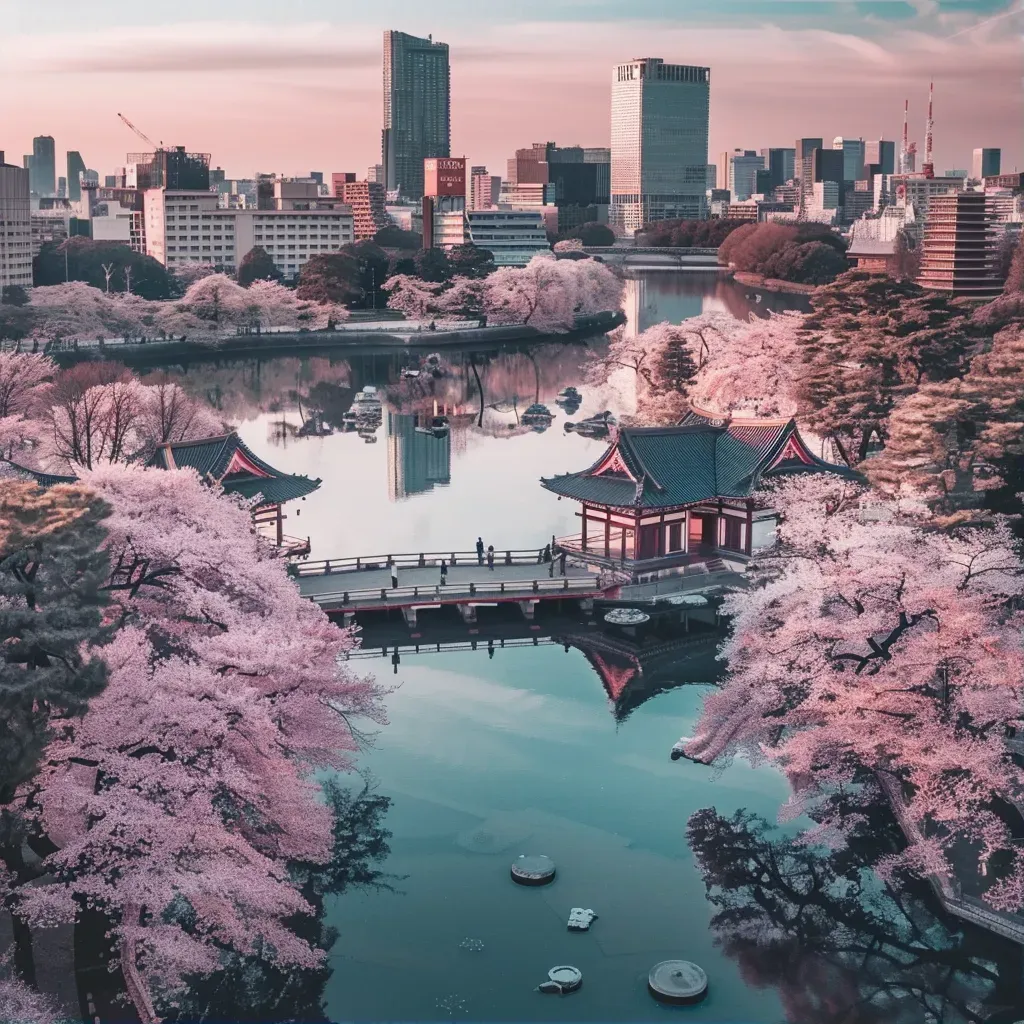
<box><xmin>424</xmin><ymin>157</ymin><xmax>466</xmax><ymax>198</ymax></box>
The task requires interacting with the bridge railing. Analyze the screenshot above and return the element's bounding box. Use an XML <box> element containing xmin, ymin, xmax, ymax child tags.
<box><xmin>295</xmin><ymin>548</ymin><xmax>556</xmax><ymax>576</ymax></box>
<box><xmin>307</xmin><ymin>575</ymin><xmax>601</xmax><ymax>607</ymax></box>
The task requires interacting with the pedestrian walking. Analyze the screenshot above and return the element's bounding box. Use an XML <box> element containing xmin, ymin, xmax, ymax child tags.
<box><xmin>391</xmin><ymin>565</ymin><xmax>398</xmax><ymax>589</ymax></box>
<box><xmin>487</xmin><ymin>546</ymin><xmax>495</xmax><ymax>571</ymax></box>
<box><xmin>559</xmin><ymin>550</ymin><xmax>567</xmax><ymax>576</ymax></box>
<box><xmin>537</xmin><ymin>548</ymin><xmax>544</xmax><ymax>564</ymax></box>
<box><xmin>476</xmin><ymin>537</ymin><xmax>485</xmax><ymax>565</ymax></box>
<box><xmin>440</xmin><ymin>559</ymin><xmax>448</xmax><ymax>586</ymax></box>
<box><xmin>542</xmin><ymin>543</ymin><xmax>552</xmax><ymax>563</ymax></box>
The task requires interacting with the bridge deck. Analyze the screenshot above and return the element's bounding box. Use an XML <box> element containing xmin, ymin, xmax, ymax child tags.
<box><xmin>297</xmin><ymin>560</ymin><xmax>602</xmax><ymax>613</ymax></box>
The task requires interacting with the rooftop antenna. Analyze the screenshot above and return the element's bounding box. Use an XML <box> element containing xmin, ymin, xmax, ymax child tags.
<box><xmin>899</xmin><ymin>99</ymin><xmax>909</xmax><ymax>174</ymax></box>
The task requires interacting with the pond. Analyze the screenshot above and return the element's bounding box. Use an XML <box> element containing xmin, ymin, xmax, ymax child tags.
<box><xmin>154</xmin><ymin>271</ymin><xmax>1014</xmax><ymax>1022</ymax></box>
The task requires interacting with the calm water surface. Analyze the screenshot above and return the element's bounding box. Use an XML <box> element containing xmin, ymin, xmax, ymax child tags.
<box><xmin>164</xmin><ymin>273</ymin><xmax>1009</xmax><ymax>1021</ymax></box>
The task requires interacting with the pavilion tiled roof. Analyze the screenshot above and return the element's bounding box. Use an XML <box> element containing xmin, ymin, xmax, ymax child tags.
<box><xmin>145</xmin><ymin>433</ymin><xmax>321</xmax><ymax>508</ymax></box>
<box><xmin>0</xmin><ymin>460</ymin><xmax>79</xmax><ymax>488</ymax></box>
<box><xmin>541</xmin><ymin>410</ymin><xmax>854</xmax><ymax>509</ymax></box>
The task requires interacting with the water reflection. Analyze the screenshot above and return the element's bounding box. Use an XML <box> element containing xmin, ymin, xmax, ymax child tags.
<box><xmin>688</xmin><ymin>802</ymin><xmax>1024</xmax><ymax>1023</ymax></box>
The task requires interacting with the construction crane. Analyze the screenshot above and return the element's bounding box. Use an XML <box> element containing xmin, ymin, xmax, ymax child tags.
<box><xmin>117</xmin><ymin>113</ymin><xmax>162</xmax><ymax>150</ymax></box>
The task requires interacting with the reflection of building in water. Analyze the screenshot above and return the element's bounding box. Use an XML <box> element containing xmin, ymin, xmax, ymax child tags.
<box><xmin>387</xmin><ymin>411</ymin><xmax>452</xmax><ymax>500</ymax></box>
<box><xmin>562</xmin><ymin>626</ymin><xmax>724</xmax><ymax>721</ymax></box>
<box><xmin>621</xmin><ymin>275</ymin><xmax>704</xmax><ymax>335</ymax></box>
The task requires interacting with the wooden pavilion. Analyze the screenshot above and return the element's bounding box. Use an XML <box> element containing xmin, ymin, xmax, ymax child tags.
<box><xmin>2</xmin><ymin>432</ymin><xmax>320</xmax><ymax>558</ymax></box>
<box><xmin>542</xmin><ymin>410</ymin><xmax>854</xmax><ymax>576</ymax></box>
<box><xmin>145</xmin><ymin>433</ymin><xmax>320</xmax><ymax>556</ymax></box>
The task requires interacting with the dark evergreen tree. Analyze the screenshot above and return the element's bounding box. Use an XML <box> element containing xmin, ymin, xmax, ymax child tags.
<box><xmin>237</xmin><ymin>245</ymin><xmax>283</xmax><ymax>287</ymax></box>
<box><xmin>33</xmin><ymin>238</ymin><xmax>172</xmax><ymax>299</ymax></box>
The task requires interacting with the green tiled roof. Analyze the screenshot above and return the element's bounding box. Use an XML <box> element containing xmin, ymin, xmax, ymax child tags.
<box><xmin>146</xmin><ymin>432</ymin><xmax>321</xmax><ymax>508</ymax></box>
<box><xmin>541</xmin><ymin>413</ymin><xmax>854</xmax><ymax>509</ymax></box>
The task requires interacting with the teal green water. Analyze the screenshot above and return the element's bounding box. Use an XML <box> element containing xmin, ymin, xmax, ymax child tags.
<box><xmin>324</xmin><ymin>644</ymin><xmax>791</xmax><ymax>1022</ymax></box>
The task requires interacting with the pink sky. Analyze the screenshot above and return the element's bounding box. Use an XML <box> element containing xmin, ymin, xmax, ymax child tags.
<box><xmin>2</xmin><ymin>13</ymin><xmax>1020</xmax><ymax>180</ymax></box>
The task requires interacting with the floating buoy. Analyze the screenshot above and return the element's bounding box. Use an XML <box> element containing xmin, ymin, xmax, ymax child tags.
<box><xmin>511</xmin><ymin>854</ymin><xmax>556</xmax><ymax>886</ymax></box>
<box><xmin>538</xmin><ymin>966</ymin><xmax>582</xmax><ymax>994</ymax></box>
<box><xmin>567</xmin><ymin>907</ymin><xmax>597</xmax><ymax>931</ymax></box>
<box><xmin>648</xmin><ymin>960</ymin><xmax>708</xmax><ymax>1004</ymax></box>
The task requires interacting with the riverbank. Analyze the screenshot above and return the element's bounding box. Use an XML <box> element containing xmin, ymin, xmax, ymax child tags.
<box><xmin>730</xmin><ymin>270</ymin><xmax>819</xmax><ymax>296</ymax></box>
<box><xmin>45</xmin><ymin>311</ymin><xmax>625</xmax><ymax>368</ymax></box>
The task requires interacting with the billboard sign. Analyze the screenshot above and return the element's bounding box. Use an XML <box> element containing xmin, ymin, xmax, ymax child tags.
<box><xmin>424</xmin><ymin>157</ymin><xmax>466</xmax><ymax>198</ymax></box>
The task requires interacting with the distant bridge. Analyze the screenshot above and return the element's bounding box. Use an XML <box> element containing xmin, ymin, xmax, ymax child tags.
<box><xmin>583</xmin><ymin>246</ymin><xmax>720</xmax><ymax>268</ymax></box>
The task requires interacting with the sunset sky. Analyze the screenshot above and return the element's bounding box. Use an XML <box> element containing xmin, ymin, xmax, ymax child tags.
<box><xmin>2</xmin><ymin>0</ymin><xmax>1020</xmax><ymax>181</ymax></box>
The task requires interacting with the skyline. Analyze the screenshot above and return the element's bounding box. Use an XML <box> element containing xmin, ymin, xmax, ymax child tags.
<box><xmin>2</xmin><ymin>1</ymin><xmax>1020</xmax><ymax>182</ymax></box>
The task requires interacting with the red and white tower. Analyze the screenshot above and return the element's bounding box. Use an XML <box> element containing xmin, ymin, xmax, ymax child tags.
<box><xmin>922</xmin><ymin>81</ymin><xmax>935</xmax><ymax>179</ymax></box>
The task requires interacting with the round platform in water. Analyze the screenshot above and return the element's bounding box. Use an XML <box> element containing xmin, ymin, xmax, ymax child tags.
<box><xmin>547</xmin><ymin>966</ymin><xmax>582</xmax><ymax>992</ymax></box>
<box><xmin>647</xmin><ymin>960</ymin><xmax>708</xmax><ymax>1004</ymax></box>
<box><xmin>510</xmin><ymin>854</ymin><xmax>556</xmax><ymax>886</ymax></box>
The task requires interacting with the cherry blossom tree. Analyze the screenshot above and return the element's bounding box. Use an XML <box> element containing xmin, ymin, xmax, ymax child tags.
<box><xmin>553</xmin><ymin>238</ymin><xmax>584</xmax><ymax>253</ymax></box>
<box><xmin>166</xmin><ymin>274</ymin><xmax>249</xmax><ymax>337</ymax></box>
<box><xmin>139</xmin><ymin>379</ymin><xmax>224</xmax><ymax>447</ymax></box>
<box><xmin>170</xmin><ymin>262</ymin><xmax>218</xmax><ymax>290</ymax></box>
<box><xmin>482</xmin><ymin>254</ymin><xmax>621</xmax><ymax>333</ymax></box>
<box><xmin>0</xmin><ymin>353</ymin><xmax>55</xmax><ymax>462</ymax></box>
<box><xmin>676</xmin><ymin>474</ymin><xmax>1024</xmax><ymax>909</ymax></box>
<box><xmin>382</xmin><ymin>274</ymin><xmax>444</xmax><ymax>319</ymax></box>
<box><xmin>20</xmin><ymin>464</ymin><xmax>385</xmax><ymax>1009</ymax></box>
<box><xmin>28</xmin><ymin>283</ymin><xmax>116</xmax><ymax>343</ymax></box>
<box><xmin>437</xmin><ymin>276</ymin><xmax>487</xmax><ymax>320</ymax></box>
<box><xmin>0</xmin><ymin>962</ymin><xmax>66</xmax><ymax>1024</ymax></box>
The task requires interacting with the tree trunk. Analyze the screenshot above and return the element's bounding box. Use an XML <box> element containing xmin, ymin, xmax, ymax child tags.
<box><xmin>11</xmin><ymin>911</ymin><xmax>36</xmax><ymax>988</ymax></box>
<box><xmin>74</xmin><ymin>907</ymin><xmax>139</xmax><ymax>1024</ymax></box>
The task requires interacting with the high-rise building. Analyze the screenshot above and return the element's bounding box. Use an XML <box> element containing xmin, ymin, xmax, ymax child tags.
<box><xmin>972</xmin><ymin>148</ymin><xmax>1001</xmax><ymax>180</ymax></box>
<box><xmin>66</xmin><ymin>151</ymin><xmax>86</xmax><ymax>202</ymax></box>
<box><xmin>917</xmin><ymin>191</ymin><xmax>1002</xmax><ymax>298</ymax></box>
<box><xmin>30</xmin><ymin>135</ymin><xmax>56</xmax><ymax>196</ymax></box>
<box><xmin>800</xmin><ymin>146</ymin><xmax>842</xmax><ymax>208</ymax></box>
<box><xmin>0</xmin><ymin>153</ymin><xmax>32</xmax><ymax>291</ymax></box>
<box><xmin>864</xmin><ymin>140</ymin><xmax>895</xmax><ymax>176</ymax></box>
<box><xmin>128</xmin><ymin>147</ymin><xmax>211</xmax><ymax>190</ymax></box>
<box><xmin>760</xmin><ymin>148</ymin><xmax>796</xmax><ymax>190</ymax></box>
<box><xmin>469</xmin><ymin>166</ymin><xmax>500</xmax><ymax>211</ymax></box>
<box><xmin>727</xmin><ymin>150</ymin><xmax>765</xmax><ymax>202</ymax></box>
<box><xmin>610</xmin><ymin>57</ymin><xmax>710</xmax><ymax>234</ymax></box>
<box><xmin>832</xmin><ymin>137</ymin><xmax>866</xmax><ymax>182</ymax></box>
<box><xmin>466</xmin><ymin>209</ymin><xmax>549</xmax><ymax>266</ymax></box>
<box><xmin>506</xmin><ymin>142</ymin><xmax>610</xmax><ymax>230</ymax></box>
<box><xmin>382</xmin><ymin>30</ymin><xmax>450</xmax><ymax>200</ymax></box>
<box><xmin>368</xmin><ymin>164</ymin><xmax>384</xmax><ymax>184</ymax></box>
<box><xmin>423</xmin><ymin>157</ymin><xmax>466</xmax><ymax>249</ymax></box>
<box><xmin>331</xmin><ymin>173</ymin><xmax>390</xmax><ymax>239</ymax></box>
<box><xmin>794</xmin><ymin>138</ymin><xmax>823</xmax><ymax>191</ymax></box>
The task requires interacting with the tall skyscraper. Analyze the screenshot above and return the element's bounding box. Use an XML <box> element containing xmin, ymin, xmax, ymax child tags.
<box><xmin>832</xmin><ymin>137</ymin><xmax>866</xmax><ymax>182</ymax></box>
<box><xmin>30</xmin><ymin>135</ymin><xmax>56</xmax><ymax>196</ymax></box>
<box><xmin>382</xmin><ymin>30</ymin><xmax>450</xmax><ymax>201</ymax></box>
<box><xmin>760</xmin><ymin>148</ymin><xmax>795</xmax><ymax>189</ymax></box>
<box><xmin>610</xmin><ymin>57</ymin><xmax>710</xmax><ymax>234</ymax></box>
<box><xmin>727</xmin><ymin>150</ymin><xmax>765</xmax><ymax>201</ymax></box>
<box><xmin>864</xmin><ymin>140</ymin><xmax>895</xmax><ymax>176</ymax></box>
<box><xmin>794</xmin><ymin>138</ymin><xmax>823</xmax><ymax>187</ymax></box>
<box><xmin>469</xmin><ymin>166</ymin><xmax>500</xmax><ymax>210</ymax></box>
<box><xmin>66</xmin><ymin>151</ymin><xmax>86</xmax><ymax>202</ymax></box>
<box><xmin>972</xmin><ymin>148</ymin><xmax>1001</xmax><ymax>179</ymax></box>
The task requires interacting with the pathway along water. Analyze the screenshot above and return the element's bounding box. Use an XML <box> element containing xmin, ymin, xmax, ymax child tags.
<box><xmin>150</xmin><ymin>272</ymin><xmax>1020</xmax><ymax>1021</ymax></box>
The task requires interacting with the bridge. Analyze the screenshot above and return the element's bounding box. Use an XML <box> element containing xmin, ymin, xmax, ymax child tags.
<box><xmin>293</xmin><ymin>547</ymin><xmax>609</xmax><ymax>627</ymax></box>
<box><xmin>582</xmin><ymin>246</ymin><xmax>720</xmax><ymax>268</ymax></box>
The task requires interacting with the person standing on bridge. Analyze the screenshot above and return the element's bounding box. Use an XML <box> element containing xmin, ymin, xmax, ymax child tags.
<box><xmin>487</xmin><ymin>546</ymin><xmax>495</xmax><ymax>571</ymax></box>
<box><xmin>440</xmin><ymin>559</ymin><xmax>448</xmax><ymax>586</ymax></box>
<box><xmin>548</xmin><ymin>556</ymin><xmax>555</xmax><ymax>578</ymax></box>
<box><xmin>391</xmin><ymin>564</ymin><xmax>399</xmax><ymax>589</ymax></box>
<box><xmin>559</xmin><ymin>550</ymin><xmax>567</xmax><ymax>576</ymax></box>
<box><xmin>476</xmin><ymin>537</ymin><xmax>484</xmax><ymax>565</ymax></box>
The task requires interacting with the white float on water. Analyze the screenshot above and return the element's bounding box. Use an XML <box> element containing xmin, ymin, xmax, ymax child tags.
<box><xmin>648</xmin><ymin>960</ymin><xmax>708</xmax><ymax>1004</ymax></box>
<box><xmin>510</xmin><ymin>854</ymin><xmax>556</xmax><ymax>886</ymax></box>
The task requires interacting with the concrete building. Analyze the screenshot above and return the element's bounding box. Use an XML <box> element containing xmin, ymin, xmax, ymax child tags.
<box><xmin>127</xmin><ymin>147</ymin><xmax>211</xmax><ymax>191</ymax></box>
<box><xmin>507</xmin><ymin>142</ymin><xmax>610</xmax><ymax>230</ymax></box>
<box><xmin>382</xmin><ymin>30</ymin><xmax>450</xmax><ymax>200</ymax></box>
<box><xmin>367</xmin><ymin>164</ymin><xmax>384</xmax><ymax>184</ymax></box>
<box><xmin>90</xmin><ymin>188</ymin><xmax>146</xmax><ymax>249</ymax></box>
<box><xmin>331</xmin><ymin>173</ymin><xmax>389</xmax><ymax>239</ymax></box>
<box><xmin>469</xmin><ymin>166</ymin><xmax>500</xmax><ymax>211</ymax></box>
<box><xmin>812</xmin><ymin>181</ymin><xmax>840</xmax><ymax>211</ymax></box>
<box><xmin>832</xmin><ymin>137</ymin><xmax>866</xmax><ymax>182</ymax></box>
<box><xmin>498</xmin><ymin>181</ymin><xmax>558</xmax><ymax>235</ymax></box>
<box><xmin>610</xmin><ymin>57</ymin><xmax>710</xmax><ymax>234</ymax></box>
<box><xmin>803</xmin><ymin>147</ymin><xmax>843</xmax><ymax>209</ymax></box>
<box><xmin>972</xmin><ymin>148</ymin><xmax>1001</xmax><ymax>180</ymax></box>
<box><xmin>0</xmin><ymin>153</ymin><xmax>32</xmax><ymax>291</ymax></box>
<box><xmin>944</xmin><ymin>169</ymin><xmax>969</xmax><ymax>179</ymax></box>
<box><xmin>144</xmin><ymin>186</ymin><xmax>354</xmax><ymax>279</ymax></box>
<box><xmin>864</xmin><ymin>140</ymin><xmax>896</xmax><ymax>176</ymax></box>
<box><xmin>384</xmin><ymin>202</ymin><xmax>422</xmax><ymax>235</ymax></box>
<box><xmin>727</xmin><ymin>150</ymin><xmax>765</xmax><ymax>202</ymax></box>
<box><xmin>466</xmin><ymin>209</ymin><xmax>549</xmax><ymax>266</ymax></box>
<box><xmin>794</xmin><ymin>138</ymin><xmax>823</xmax><ymax>194</ymax></box>
<box><xmin>917</xmin><ymin>191</ymin><xmax>1002</xmax><ymax>298</ymax></box>
<box><xmin>892</xmin><ymin>174</ymin><xmax>963</xmax><ymax>222</ymax></box>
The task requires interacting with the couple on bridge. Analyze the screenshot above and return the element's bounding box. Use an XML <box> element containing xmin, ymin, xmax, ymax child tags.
<box><xmin>475</xmin><ymin>538</ymin><xmax>496</xmax><ymax>570</ymax></box>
